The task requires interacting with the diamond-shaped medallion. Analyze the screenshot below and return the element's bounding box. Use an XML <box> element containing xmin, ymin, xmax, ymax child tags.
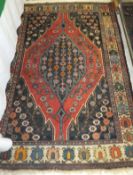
<box><xmin>21</xmin><ymin>13</ymin><xmax>104</xmax><ymax>140</ymax></box>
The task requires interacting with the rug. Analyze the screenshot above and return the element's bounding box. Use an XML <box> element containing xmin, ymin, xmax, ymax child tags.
<box><xmin>122</xmin><ymin>3</ymin><xmax>133</xmax><ymax>58</ymax></box>
<box><xmin>0</xmin><ymin>2</ymin><xmax>133</xmax><ymax>169</ymax></box>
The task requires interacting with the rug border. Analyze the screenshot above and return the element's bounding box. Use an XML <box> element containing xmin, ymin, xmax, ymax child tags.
<box><xmin>0</xmin><ymin>161</ymin><xmax>133</xmax><ymax>170</ymax></box>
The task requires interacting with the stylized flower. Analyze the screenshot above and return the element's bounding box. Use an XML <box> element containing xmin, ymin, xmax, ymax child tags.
<box><xmin>89</xmin><ymin>125</ymin><xmax>97</xmax><ymax>132</ymax></box>
<box><xmin>103</xmin><ymin>99</ymin><xmax>109</xmax><ymax>105</ymax></box>
<box><xmin>120</xmin><ymin>117</ymin><xmax>132</xmax><ymax>128</ymax></box>
<box><xmin>46</xmin><ymin>107</ymin><xmax>53</xmax><ymax>114</ymax></box>
<box><xmin>11</xmin><ymin>134</ymin><xmax>18</xmax><ymax>140</ymax></box>
<box><xmin>63</xmin><ymin>148</ymin><xmax>75</xmax><ymax>161</ymax></box>
<box><xmin>90</xmin><ymin>101</ymin><xmax>96</xmax><ymax>107</ymax></box>
<box><xmin>21</xmin><ymin>95</ymin><xmax>26</xmax><ymax>101</ymax></box>
<box><xmin>15</xmin><ymin>127</ymin><xmax>21</xmax><ymax>133</ymax></box>
<box><xmin>103</xmin><ymin>118</ymin><xmax>110</xmax><ymax>126</ymax></box>
<box><xmin>30</xmin><ymin>147</ymin><xmax>44</xmax><ymax>161</ymax></box>
<box><xmin>15</xmin><ymin>107</ymin><xmax>22</xmax><ymax>113</ymax></box>
<box><xmin>92</xmin><ymin>132</ymin><xmax>100</xmax><ymax>140</ymax></box>
<box><xmin>93</xmin><ymin>119</ymin><xmax>100</xmax><ymax>126</ymax></box>
<box><xmin>110</xmin><ymin>146</ymin><xmax>122</xmax><ymax>159</ymax></box>
<box><xmin>60</xmin><ymin>71</ymin><xmax>65</xmax><ymax>77</ymax></box>
<box><xmin>69</xmin><ymin>107</ymin><xmax>76</xmax><ymax>113</ymax></box>
<box><xmin>78</xmin><ymin>147</ymin><xmax>90</xmax><ymax>161</ymax></box>
<box><xmin>46</xmin><ymin>146</ymin><xmax>60</xmax><ymax>161</ymax></box>
<box><xmin>115</xmin><ymin>82</ymin><xmax>124</xmax><ymax>91</ymax></box>
<box><xmin>94</xmin><ymin>146</ymin><xmax>107</xmax><ymax>161</ymax></box>
<box><xmin>117</xmin><ymin>103</ymin><xmax>129</xmax><ymax>114</ymax></box>
<box><xmin>101</xmin><ymin>89</ymin><xmax>107</xmax><ymax>94</ymax></box>
<box><xmin>32</xmin><ymin>134</ymin><xmax>40</xmax><ymax>141</ymax></box>
<box><xmin>19</xmin><ymin>113</ymin><xmax>27</xmax><ymax>120</ymax></box>
<box><xmin>13</xmin><ymin>100</ymin><xmax>20</xmax><ymax>107</ymax></box>
<box><xmin>14</xmin><ymin>146</ymin><xmax>27</xmax><ymax>161</ymax></box>
<box><xmin>96</xmin><ymin>112</ymin><xmax>103</xmax><ymax>118</ymax></box>
<box><xmin>22</xmin><ymin>120</ymin><xmax>29</xmax><ymax>127</ymax></box>
<box><xmin>100</xmin><ymin>125</ymin><xmax>107</xmax><ymax>132</ymax></box>
<box><xmin>81</xmin><ymin>134</ymin><xmax>90</xmax><ymax>141</ymax></box>
<box><xmin>26</xmin><ymin>126</ymin><xmax>33</xmax><ymax>133</ymax></box>
<box><xmin>100</xmin><ymin>105</ymin><xmax>107</xmax><ymax>112</ymax></box>
<box><xmin>97</xmin><ymin>94</ymin><xmax>102</xmax><ymax>100</ymax></box>
<box><xmin>76</xmin><ymin>95</ymin><xmax>82</xmax><ymax>101</ymax></box>
<box><xmin>114</xmin><ymin>92</ymin><xmax>127</xmax><ymax>104</ymax></box>
<box><xmin>9</xmin><ymin>112</ymin><xmax>16</xmax><ymax>120</ymax></box>
<box><xmin>12</xmin><ymin>120</ymin><xmax>18</xmax><ymax>127</ymax></box>
<box><xmin>106</xmin><ymin>111</ymin><xmax>113</xmax><ymax>118</ymax></box>
<box><xmin>123</xmin><ymin>131</ymin><xmax>133</xmax><ymax>142</ymax></box>
<box><xmin>125</xmin><ymin>146</ymin><xmax>133</xmax><ymax>158</ymax></box>
<box><xmin>40</xmin><ymin>96</ymin><xmax>46</xmax><ymax>102</ymax></box>
<box><xmin>21</xmin><ymin>133</ymin><xmax>30</xmax><ymax>141</ymax></box>
<box><xmin>27</xmin><ymin>102</ymin><xmax>33</xmax><ymax>108</ymax></box>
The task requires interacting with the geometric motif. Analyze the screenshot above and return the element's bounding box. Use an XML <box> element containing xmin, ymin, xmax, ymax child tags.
<box><xmin>70</xmin><ymin>11</ymin><xmax>102</xmax><ymax>48</ymax></box>
<box><xmin>5</xmin><ymin>78</ymin><xmax>53</xmax><ymax>141</ymax></box>
<box><xmin>25</xmin><ymin>12</ymin><xmax>57</xmax><ymax>48</ymax></box>
<box><xmin>68</xmin><ymin>77</ymin><xmax>117</xmax><ymax>141</ymax></box>
<box><xmin>40</xmin><ymin>33</ymin><xmax>86</xmax><ymax>102</ymax></box>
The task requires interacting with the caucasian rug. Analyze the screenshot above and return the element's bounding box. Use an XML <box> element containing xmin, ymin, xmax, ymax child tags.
<box><xmin>0</xmin><ymin>3</ymin><xmax>133</xmax><ymax>169</ymax></box>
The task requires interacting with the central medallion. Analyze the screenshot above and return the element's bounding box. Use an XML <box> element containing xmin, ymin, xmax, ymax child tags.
<box><xmin>21</xmin><ymin>13</ymin><xmax>104</xmax><ymax>140</ymax></box>
<box><xmin>40</xmin><ymin>33</ymin><xmax>86</xmax><ymax>102</ymax></box>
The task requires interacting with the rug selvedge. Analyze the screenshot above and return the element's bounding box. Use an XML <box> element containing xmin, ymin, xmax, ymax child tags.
<box><xmin>0</xmin><ymin>3</ymin><xmax>133</xmax><ymax>169</ymax></box>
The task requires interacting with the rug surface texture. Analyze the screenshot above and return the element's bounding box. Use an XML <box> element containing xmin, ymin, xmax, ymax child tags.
<box><xmin>0</xmin><ymin>3</ymin><xmax>133</xmax><ymax>169</ymax></box>
<box><xmin>122</xmin><ymin>3</ymin><xmax>133</xmax><ymax>58</ymax></box>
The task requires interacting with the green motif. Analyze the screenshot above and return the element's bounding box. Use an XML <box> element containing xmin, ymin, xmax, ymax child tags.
<box><xmin>125</xmin><ymin>146</ymin><xmax>133</xmax><ymax>158</ymax></box>
<box><xmin>115</xmin><ymin>82</ymin><xmax>124</xmax><ymax>91</ymax></box>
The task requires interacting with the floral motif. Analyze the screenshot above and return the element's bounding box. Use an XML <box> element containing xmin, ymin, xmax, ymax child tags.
<box><xmin>110</xmin><ymin>146</ymin><xmax>122</xmax><ymax>159</ymax></box>
<box><xmin>46</xmin><ymin>147</ymin><xmax>60</xmax><ymax>161</ymax></box>
<box><xmin>125</xmin><ymin>146</ymin><xmax>133</xmax><ymax>158</ymax></box>
<box><xmin>123</xmin><ymin>131</ymin><xmax>133</xmax><ymax>142</ymax></box>
<box><xmin>30</xmin><ymin>147</ymin><xmax>44</xmax><ymax>161</ymax></box>
<box><xmin>5</xmin><ymin>78</ymin><xmax>53</xmax><ymax>141</ymax></box>
<box><xmin>14</xmin><ymin>146</ymin><xmax>27</xmax><ymax>161</ymax></box>
<box><xmin>78</xmin><ymin>147</ymin><xmax>90</xmax><ymax>161</ymax></box>
<box><xmin>120</xmin><ymin>117</ymin><xmax>132</xmax><ymax>128</ymax></box>
<box><xmin>21</xmin><ymin>133</ymin><xmax>30</xmax><ymax>141</ymax></box>
<box><xmin>25</xmin><ymin>12</ymin><xmax>57</xmax><ymax>48</ymax></box>
<box><xmin>70</xmin><ymin>11</ymin><xmax>102</xmax><ymax>48</ymax></box>
<box><xmin>9</xmin><ymin>112</ymin><xmax>16</xmax><ymax>120</ymax></box>
<box><xmin>63</xmin><ymin>148</ymin><xmax>75</xmax><ymax>161</ymax></box>
<box><xmin>40</xmin><ymin>34</ymin><xmax>86</xmax><ymax>102</ymax></box>
<box><xmin>94</xmin><ymin>146</ymin><xmax>107</xmax><ymax>162</ymax></box>
<box><xmin>69</xmin><ymin>77</ymin><xmax>116</xmax><ymax>141</ymax></box>
<box><xmin>114</xmin><ymin>82</ymin><xmax>124</xmax><ymax>92</ymax></box>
